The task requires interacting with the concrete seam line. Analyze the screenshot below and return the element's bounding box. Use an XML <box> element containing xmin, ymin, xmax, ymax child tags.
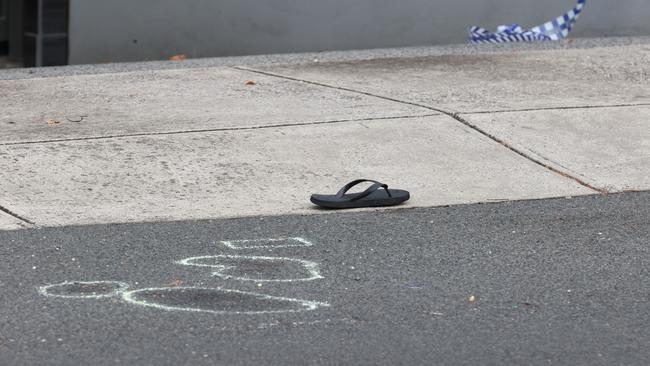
<box><xmin>524</xmin><ymin>147</ymin><xmax>595</xmax><ymax>183</ymax></box>
<box><xmin>234</xmin><ymin>66</ymin><xmax>607</xmax><ymax>194</ymax></box>
<box><xmin>0</xmin><ymin>204</ymin><xmax>37</xmax><ymax>226</ymax></box>
<box><xmin>0</xmin><ymin>114</ymin><xmax>438</xmax><ymax>146</ymax></box>
<box><xmin>459</xmin><ymin>103</ymin><xmax>650</xmax><ymax>115</ymax></box>
<box><xmin>449</xmin><ymin>113</ymin><xmax>608</xmax><ymax>194</ymax></box>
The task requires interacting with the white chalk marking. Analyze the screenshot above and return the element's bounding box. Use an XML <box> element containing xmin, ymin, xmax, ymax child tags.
<box><xmin>257</xmin><ymin>317</ymin><xmax>356</xmax><ymax>330</ymax></box>
<box><xmin>121</xmin><ymin>287</ymin><xmax>329</xmax><ymax>315</ymax></box>
<box><xmin>177</xmin><ymin>255</ymin><xmax>323</xmax><ymax>282</ymax></box>
<box><xmin>220</xmin><ymin>237</ymin><xmax>313</xmax><ymax>250</ymax></box>
<box><xmin>38</xmin><ymin>281</ymin><xmax>130</xmax><ymax>299</ymax></box>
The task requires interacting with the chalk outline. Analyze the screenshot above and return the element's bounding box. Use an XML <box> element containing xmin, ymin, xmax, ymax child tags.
<box><xmin>177</xmin><ymin>255</ymin><xmax>323</xmax><ymax>282</ymax></box>
<box><xmin>121</xmin><ymin>286</ymin><xmax>329</xmax><ymax>314</ymax></box>
<box><xmin>220</xmin><ymin>237</ymin><xmax>313</xmax><ymax>250</ymax></box>
<box><xmin>38</xmin><ymin>281</ymin><xmax>130</xmax><ymax>299</ymax></box>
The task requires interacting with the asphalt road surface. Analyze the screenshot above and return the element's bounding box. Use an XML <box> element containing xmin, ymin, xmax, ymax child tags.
<box><xmin>1</xmin><ymin>192</ymin><xmax>649</xmax><ymax>365</ymax></box>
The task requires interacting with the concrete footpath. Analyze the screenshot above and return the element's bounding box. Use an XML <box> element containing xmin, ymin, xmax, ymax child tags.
<box><xmin>1</xmin><ymin>37</ymin><xmax>650</xmax><ymax>230</ymax></box>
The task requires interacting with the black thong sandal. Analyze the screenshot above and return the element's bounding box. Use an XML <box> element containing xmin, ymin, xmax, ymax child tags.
<box><xmin>310</xmin><ymin>179</ymin><xmax>410</xmax><ymax>209</ymax></box>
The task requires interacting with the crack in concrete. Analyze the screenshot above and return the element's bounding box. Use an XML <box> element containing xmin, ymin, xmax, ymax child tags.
<box><xmin>234</xmin><ymin>66</ymin><xmax>607</xmax><ymax>194</ymax></box>
<box><xmin>0</xmin><ymin>204</ymin><xmax>36</xmax><ymax>226</ymax></box>
<box><xmin>0</xmin><ymin>114</ymin><xmax>437</xmax><ymax>146</ymax></box>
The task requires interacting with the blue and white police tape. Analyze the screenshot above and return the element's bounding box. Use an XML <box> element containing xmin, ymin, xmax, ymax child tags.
<box><xmin>469</xmin><ymin>0</ymin><xmax>586</xmax><ymax>44</ymax></box>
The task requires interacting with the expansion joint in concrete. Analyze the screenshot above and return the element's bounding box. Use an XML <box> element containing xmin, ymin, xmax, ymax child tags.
<box><xmin>235</xmin><ymin>66</ymin><xmax>607</xmax><ymax>194</ymax></box>
<box><xmin>460</xmin><ymin>103</ymin><xmax>650</xmax><ymax>115</ymax></box>
<box><xmin>447</xmin><ymin>112</ymin><xmax>607</xmax><ymax>194</ymax></box>
<box><xmin>0</xmin><ymin>204</ymin><xmax>36</xmax><ymax>226</ymax></box>
<box><xmin>0</xmin><ymin>114</ymin><xmax>437</xmax><ymax>146</ymax></box>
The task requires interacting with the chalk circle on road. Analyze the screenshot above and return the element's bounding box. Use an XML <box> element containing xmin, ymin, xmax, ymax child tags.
<box><xmin>121</xmin><ymin>287</ymin><xmax>329</xmax><ymax>314</ymax></box>
<box><xmin>38</xmin><ymin>281</ymin><xmax>130</xmax><ymax>299</ymax></box>
<box><xmin>177</xmin><ymin>255</ymin><xmax>323</xmax><ymax>282</ymax></box>
<box><xmin>220</xmin><ymin>237</ymin><xmax>313</xmax><ymax>250</ymax></box>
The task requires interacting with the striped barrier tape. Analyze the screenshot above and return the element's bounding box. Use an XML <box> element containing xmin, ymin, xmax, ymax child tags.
<box><xmin>469</xmin><ymin>0</ymin><xmax>586</xmax><ymax>44</ymax></box>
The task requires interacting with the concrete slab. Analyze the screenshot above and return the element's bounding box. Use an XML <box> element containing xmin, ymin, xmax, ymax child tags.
<box><xmin>0</xmin><ymin>116</ymin><xmax>590</xmax><ymax>228</ymax></box>
<box><xmin>0</xmin><ymin>211</ymin><xmax>25</xmax><ymax>231</ymax></box>
<box><xmin>462</xmin><ymin>106</ymin><xmax>650</xmax><ymax>193</ymax></box>
<box><xmin>253</xmin><ymin>45</ymin><xmax>650</xmax><ymax>113</ymax></box>
<box><xmin>0</xmin><ymin>67</ymin><xmax>428</xmax><ymax>144</ymax></box>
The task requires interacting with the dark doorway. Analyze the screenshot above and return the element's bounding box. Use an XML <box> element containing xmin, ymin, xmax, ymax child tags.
<box><xmin>3</xmin><ymin>0</ymin><xmax>69</xmax><ymax>67</ymax></box>
<box><xmin>23</xmin><ymin>0</ymin><xmax>69</xmax><ymax>67</ymax></box>
<box><xmin>0</xmin><ymin>0</ymin><xmax>8</xmax><ymax>55</ymax></box>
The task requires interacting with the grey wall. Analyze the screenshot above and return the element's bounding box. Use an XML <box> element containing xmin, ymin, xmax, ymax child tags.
<box><xmin>69</xmin><ymin>0</ymin><xmax>650</xmax><ymax>64</ymax></box>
